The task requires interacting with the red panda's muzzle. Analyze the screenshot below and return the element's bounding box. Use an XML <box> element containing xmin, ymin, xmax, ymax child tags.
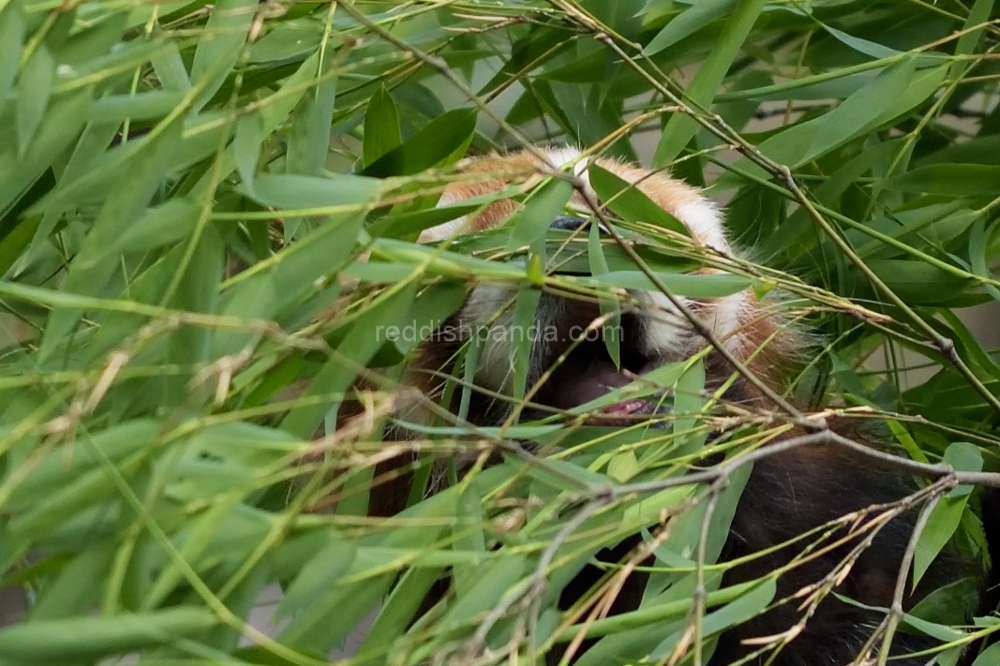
<box><xmin>501</xmin><ymin>292</ymin><xmax>672</xmax><ymax>426</ymax></box>
<box><xmin>544</xmin><ymin>358</ymin><xmax>667</xmax><ymax>426</ymax></box>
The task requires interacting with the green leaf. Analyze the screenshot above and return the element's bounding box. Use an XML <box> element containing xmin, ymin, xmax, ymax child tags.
<box><xmin>644</xmin><ymin>0</ymin><xmax>738</xmax><ymax>56</ymax></box>
<box><xmin>913</xmin><ymin>495</ymin><xmax>971</xmax><ymax>590</ymax></box>
<box><xmin>29</xmin><ymin>541</ymin><xmax>116</xmax><ymax>620</ymax></box>
<box><xmin>969</xmin><ymin>642</ymin><xmax>1000</xmax><ymax>666</ymax></box>
<box><xmin>950</xmin><ymin>0</ymin><xmax>995</xmax><ymax>81</ymax></box>
<box><xmin>280</xmin><ymin>280</ymin><xmax>419</xmax><ymax>438</ymax></box>
<box><xmin>818</xmin><ymin>24</ymin><xmax>939</xmax><ymax>64</ymax></box>
<box><xmin>55</xmin><ymin>11</ymin><xmax>127</xmax><ymax>68</ymax></box>
<box><xmin>363</xmin><ymin>85</ymin><xmax>402</xmax><ymax>167</ymax></box>
<box><xmin>451</xmin><ymin>482</ymin><xmax>488</xmax><ymax>596</ymax></box>
<box><xmin>582</xmin><ymin>0</ymin><xmax>643</xmax><ymax>41</ymax></box>
<box><xmin>866</xmin><ymin>260</ymin><xmax>975</xmax><ymax>306</ymax></box>
<box><xmin>505</xmin><ymin>177</ymin><xmax>574</xmax><ymax>251</ymax></box>
<box><xmin>277</xmin><ymin>536</ymin><xmax>356</xmax><ymax>618</ymax></box>
<box><xmin>580</xmin><ymin>271</ymin><xmax>752</xmax><ymax>298</ymax></box>
<box><xmin>287</xmin><ymin>61</ymin><xmax>337</xmax><ymax>177</ymax></box>
<box><xmin>100</xmin><ymin>198</ymin><xmax>201</xmax><ymax>258</ymax></box>
<box><xmin>0</xmin><ymin>0</ymin><xmax>24</xmax><ymax>115</ymax></box>
<box><xmin>16</xmin><ymin>43</ymin><xmax>54</xmax><ymax>156</ymax></box>
<box><xmin>161</xmin><ymin>221</ymin><xmax>223</xmax><ymax>404</ymax></box>
<box><xmin>607</xmin><ymin>449</ymin><xmax>640</xmax><ymax>482</ymax></box>
<box><xmin>372</xmin><ymin>197</ymin><xmax>488</xmax><ymax>240</ymax></box>
<box><xmin>214</xmin><ymin>212</ymin><xmax>364</xmax><ymax>355</ymax></box>
<box><xmin>652</xmin><ymin>0</ymin><xmax>767</xmax><ymax>167</ymax></box>
<box><xmin>392</xmin><ymin>280</ymin><xmax>467</xmax><ymax>355</ymax></box>
<box><xmin>754</xmin><ymin>60</ymin><xmax>915</xmax><ymax>170</ymax></box>
<box><xmin>0</xmin><ymin>89</ymin><xmax>91</xmax><ymax>216</ymax></box>
<box><xmin>87</xmin><ymin>91</ymin><xmax>187</xmax><ymax>123</ymax></box>
<box><xmin>362</xmin><ymin>108</ymin><xmax>477</xmax><ymax>178</ymax></box>
<box><xmin>589</xmin><ymin>163</ymin><xmax>689</xmax><ymax>236</ymax></box>
<box><xmin>672</xmin><ymin>357</ymin><xmax>707</xmax><ymax>444</ymax></box>
<box><xmin>883</xmin><ymin>164</ymin><xmax>1000</xmax><ymax>196</ymax></box>
<box><xmin>511</xmin><ymin>281</ymin><xmax>542</xmax><ymax>400</ymax></box>
<box><xmin>355</xmin><ymin>565</ymin><xmax>444</xmax><ymax>659</ymax></box>
<box><xmin>0</xmin><ymin>213</ymin><xmax>39</xmax><ymax>278</ymax></box>
<box><xmin>437</xmin><ymin>555</ymin><xmax>528</xmax><ymax>631</ymax></box>
<box><xmin>189</xmin><ymin>0</ymin><xmax>257</xmax><ymax>111</ymax></box>
<box><xmin>868</xmin><ymin>63</ymin><xmax>948</xmax><ymax>129</ymax></box>
<box><xmin>150</xmin><ymin>40</ymin><xmax>192</xmax><ymax>91</ymax></box>
<box><xmin>909</xmin><ymin>576</ymin><xmax>982</xmax><ymax>626</ymax></box>
<box><xmin>0</xmin><ymin>608</ymin><xmax>219</xmax><ymax>661</ymax></box>
<box><xmin>941</xmin><ymin>441</ymin><xmax>983</xmax><ymax>498</ymax></box>
<box><xmin>912</xmin><ymin>443</ymin><xmax>982</xmax><ymax>587</ymax></box>
<box><xmin>278</xmin><ymin>490</ymin><xmax>456</xmax><ymax>654</ymax></box>
<box><xmin>652</xmin><ymin>580</ymin><xmax>776</xmax><ymax>657</ymax></box>
<box><xmin>589</xmin><ymin>217</ymin><xmax>620</xmax><ymax>367</ymax></box>
<box><xmin>233</xmin><ymin>110</ymin><xmax>265</xmax><ymax>189</ymax></box>
<box><xmin>3</xmin><ymin>420</ymin><xmax>161</xmax><ymax>510</ymax></box>
<box><xmin>247</xmin><ymin>172</ymin><xmax>384</xmax><ymax>211</ymax></box>
<box><xmin>249</xmin><ymin>19</ymin><xmax>325</xmax><ymax>63</ymax></box>
<box><xmin>143</xmin><ymin>492</ymin><xmax>244</xmax><ymax>610</ymax></box>
<box><xmin>38</xmin><ymin>120</ymin><xmax>184</xmax><ymax>361</ymax></box>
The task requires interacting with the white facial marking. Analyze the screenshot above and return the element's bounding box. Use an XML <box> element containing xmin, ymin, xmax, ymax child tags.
<box><xmin>417</xmin><ymin>191</ymin><xmax>467</xmax><ymax>243</ymax></box>
<box><xmin>673</xmin><ymin>200</ymin><xmax>729</xmax><ymax>253</ymax></box>
<box><xmin>708</xmin><ymin>291</ymin><xmax>751</xmax><ymax>355</ymax></box>
<box><xmin>462</xmin><ymin>284</ymin><xmax>518</xmax><ymax>392</ymax></box>
<box><xmin>541</xmin><ymin>146</ymin><xmax>595</xmax><ymax>199</ymax></box>
<box><xmin>639</xmin><ymin>291</ymin><xmax>697</xmax><ymax>358</ymax></box>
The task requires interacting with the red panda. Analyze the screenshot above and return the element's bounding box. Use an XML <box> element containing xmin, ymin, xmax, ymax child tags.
<box><xmin>344</xmin><ymin>146</ymin><xmax>981</xmax><ymax>665</ymax></box>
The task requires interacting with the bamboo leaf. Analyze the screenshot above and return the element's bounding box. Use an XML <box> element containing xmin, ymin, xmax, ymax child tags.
<box><xmin>652</xmin><ymin>0</ymin><xmax>767</xmax><ymax>167</ymax></box>
<box><xmin>506</xmin><ymin>177</ymin><xmax>574</xmax><ymax>251</ymax></box>
<box><xmin>913</xmin><ymin>443</ymin><xmax>982</xmax><ymax>588</ymax></box>
<box><xmin>645</xmin><ymin>0</ymin><xmax>737</xmax><ymax>55</ymax></box>
<box><xmin>0</xmin><ymin>608</ymin><xmax>219</xmax><ymax>660</ymax></box>
<box><xmin>755</xmin><ymin>60</ymin><xmax>915</xmax><ymax>169</ymax></box>
<box><xmin>0</xmin><ymin>0</ymin><xmax>24</xmax><ymax>116</ymax></box>
<box><xmin>38</xmin><ymin>120</ymin><xmax>184</xmax><ymax>360</ymax></box>
<box><xmin>363</xmin><ymin>85</ymin><xmax>402</xmax><ymax>167</ymax></box>
<box><xmin>247</xmin><ymin>172</ymin><xmax>384</xmax><ymax>211</ymax></box>
<box><xmin>16</xmin><ymin>43</ymin><xmax>54</xmax><ymax>156</ymax></box>
<box><xmin>589</xmin><ymin>163</ymin><xmax>690</xmax><ymax>236</ymax></box>
<box><xmin>189</xmin><ymin>0</ymin><xmax>257</xmax><ymax>111</ymax></box>
<box><xmin>883</xmin><ymin>164</ymin><xmax>1000</xmax><ymax>196</ymax></box>
<box><xmin>287</xmin><ymin>62</ymin><xmax>337</xmax><ymax>177</ymax></box>
<box><xmin>362</xmin><ymin>109</ymin><xmax>477</xmax><ymax>178</ymax></box>
<box><xmin>0</xmin><ymin>89</ymin><xmax>91</xmax><ymax>216</ymax></box>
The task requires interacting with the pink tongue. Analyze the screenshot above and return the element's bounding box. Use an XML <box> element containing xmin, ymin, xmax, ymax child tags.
<box><xmin>601</xmin><ymin>399</ymin><xmax>649</xmax><ymax>415</ymax></box>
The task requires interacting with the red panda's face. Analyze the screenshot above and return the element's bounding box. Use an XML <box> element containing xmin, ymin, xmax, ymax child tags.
<box><xmin>403</xmin><ymin>147</ymin><xmax>783</xmax><ymax>428</ymax></box>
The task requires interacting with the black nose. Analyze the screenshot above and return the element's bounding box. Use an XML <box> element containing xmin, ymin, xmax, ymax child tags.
<box><xmin>550</xmin><ymin>216</ymin><xmax>587</xmax><ymax>231</ymax></box>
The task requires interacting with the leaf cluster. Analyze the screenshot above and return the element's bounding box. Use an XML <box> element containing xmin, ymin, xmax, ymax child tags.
<box><xmin>2</xmin><ymin>0</ymin><xmax>1000</xmax><ymax>664</ymax></box>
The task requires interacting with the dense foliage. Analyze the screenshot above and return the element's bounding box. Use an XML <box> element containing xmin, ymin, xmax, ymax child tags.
<box><xmin>2</xmin><ymin>0</ymin><xmax>1000</xmax><ymax>664</ymax></box>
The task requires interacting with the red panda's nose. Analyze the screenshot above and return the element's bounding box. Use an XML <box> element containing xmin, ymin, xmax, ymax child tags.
<box><xmin>550</xmin><ymin>215</ymin><xmax>588</xmax><ymax>231</ymax></box>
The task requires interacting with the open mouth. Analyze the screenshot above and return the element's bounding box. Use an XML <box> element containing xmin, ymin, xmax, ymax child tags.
<box><xmin>533</xmin><ymin>312</ymin><xmax>670</xmax><ymax>426</ymax></box>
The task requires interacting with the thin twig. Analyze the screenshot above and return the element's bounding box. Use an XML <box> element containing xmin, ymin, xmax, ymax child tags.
<box><xmin>877</xmin><ymin>482</ymin><xmax>950</xmax><ymax>665</ymax></box>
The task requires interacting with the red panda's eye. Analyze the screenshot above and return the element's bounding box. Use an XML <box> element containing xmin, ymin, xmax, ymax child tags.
<box><xmin>550</xmin><ymin>216</ymin><xmax>588</xmax><ymax>231</ymax></box>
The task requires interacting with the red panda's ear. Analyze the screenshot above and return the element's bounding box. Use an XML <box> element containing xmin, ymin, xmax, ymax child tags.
<box><xmin>586</xmin><ymin>157</ymin><xmax>730</xmax><ymax>252</ymax></box>
<box><xmin>417</xmin><ymin>151</ymin><xmax>546</xmax><ymax>243</ymax></box>
<box><xmin>419</xmin><ymin>147</ymin><xmax>734</xmax><ymax>255</ymax></box>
